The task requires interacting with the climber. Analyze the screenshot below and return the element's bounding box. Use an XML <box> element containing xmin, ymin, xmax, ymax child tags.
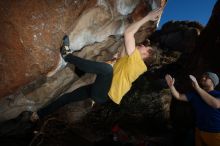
<box><xmin>165</xmin><ymin>72</ymin><xmax>220</xmax><ymax>146</ymax></box>
<box><xmin>30</xmin><ymin>7</ymin><xmax>163</xmax><ymax>122</ymax></box>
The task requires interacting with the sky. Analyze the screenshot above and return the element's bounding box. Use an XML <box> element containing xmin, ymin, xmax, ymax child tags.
<box><xmin>158</xmin><ymin>0</ymin><xmax>217</xmax><ymax>28</ymax></box>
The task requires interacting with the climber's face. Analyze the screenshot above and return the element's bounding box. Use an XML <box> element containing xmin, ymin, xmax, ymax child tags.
<box><xmin>137</xmin><ymin>45</ymin><xmax>153</xmax><ymax>60</ymax></box>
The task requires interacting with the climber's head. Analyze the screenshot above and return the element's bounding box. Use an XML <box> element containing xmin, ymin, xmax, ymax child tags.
<box><xmin>137</xmin><ymin>40</ymin><xmax>157</xmax><ymax>65</ymax></box>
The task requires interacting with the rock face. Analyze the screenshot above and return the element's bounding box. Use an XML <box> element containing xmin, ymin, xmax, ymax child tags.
<box><xmin>151</xmin><ymin>21</ymin><xmax>203</xmax><ymax>53</ymax></box>
<box><xmin>0</xmin><ymin>0</ymin><xmax>166</xmax><ymax>121</ymax></box>
<box><xmin>0</xmin><ymin>0</ymin><xmax>96</xmax><ymax>98</ymax></box>
<box><xmin>186</xmin><ymin>0</ymin><xmax>220</xmax><ymax>76</ymax></box>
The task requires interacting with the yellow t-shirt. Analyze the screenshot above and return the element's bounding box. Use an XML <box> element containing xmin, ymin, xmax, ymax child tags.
<box><xmin>108</xmin><ymin>49</ymin><xmax>147</xmax><ymax>104</ymax></box>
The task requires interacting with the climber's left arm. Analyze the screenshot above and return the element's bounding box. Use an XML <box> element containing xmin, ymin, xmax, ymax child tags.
<box><xmin>124</xmin><ymin>8</ymin><xmax>162</xmax><ymax>56</ymax></box>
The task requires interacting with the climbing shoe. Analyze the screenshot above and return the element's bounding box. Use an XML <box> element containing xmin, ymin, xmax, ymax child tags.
<box><xmin>60</xmin><ymin>35</ymin><xmax>72</xmax><ymax>58</ymax></box>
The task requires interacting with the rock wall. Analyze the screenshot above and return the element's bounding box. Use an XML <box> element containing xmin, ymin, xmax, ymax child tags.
<box><xmin>151</xmin><ymin>21</ymin><xmax>203</xmax><ymax>53</ymax></box>
<box><xmin>0</xmin><ymin>0</ymin><xmax>166</xmax><ymax>121</ymax></box>
<box><xmin>0</xmin><ymin>0</ymin><xmax>97</xmax><ymax>98</ymax></box>
<box><xmin>186</xmin><ymin>0</ymin><xmax>220</xmax><ymax>76</ymax></box>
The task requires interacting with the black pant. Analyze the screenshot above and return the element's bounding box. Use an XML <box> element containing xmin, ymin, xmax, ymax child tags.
<box><xmin>37</xmin><ymin>54</ymin><xmax>113</xmax><ymax>118</ymax></box>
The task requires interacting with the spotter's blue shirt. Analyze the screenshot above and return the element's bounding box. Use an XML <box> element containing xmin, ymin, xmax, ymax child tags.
<box><xmin>186</xmin><ymin>90</ymin><xmax>220</xmax><ymax>132</ymax></box>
